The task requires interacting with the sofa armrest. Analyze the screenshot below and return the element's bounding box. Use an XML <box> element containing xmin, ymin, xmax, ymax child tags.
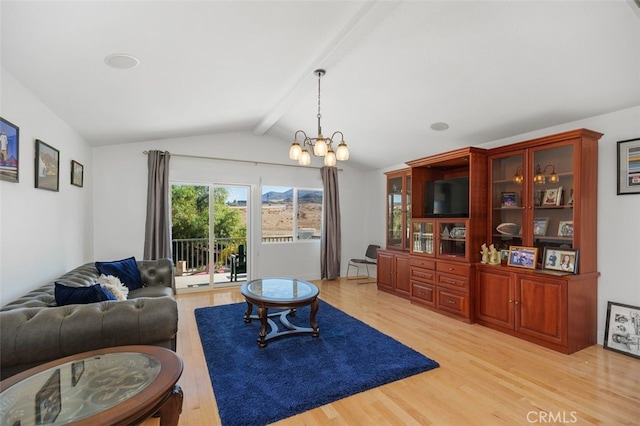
<box><xmin>137</xmin><ymin>258</ymin><xmax>175</xmax><ymax>294</ymax></box>
<box><xmin>0</xmin><ymin>297</ymin><xmax>178</xmax><ymax>378</ymax></box>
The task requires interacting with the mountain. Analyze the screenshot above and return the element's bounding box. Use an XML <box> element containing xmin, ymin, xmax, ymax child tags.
<box><xmin>262</xmin><ymin>189</ymin><xmax>322</xmax><ymax>204</ymax></box>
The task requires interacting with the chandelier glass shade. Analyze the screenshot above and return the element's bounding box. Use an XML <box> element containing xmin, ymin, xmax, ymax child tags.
<box><xmin>289</xmin><ymin>69</ymin><xmax>349</xmax><ymax>166</ymax></box>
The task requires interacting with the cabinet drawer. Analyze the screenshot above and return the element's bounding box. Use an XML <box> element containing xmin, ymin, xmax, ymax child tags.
<box><xmin>437</xmin><ymin>288</ymin><xmax>469</xmax><ymax>317</ymax></box>
<box><xmin>410</xmin><ymin>257</ymin><xmax>435</xmax><ymax>269</ymax></box>
<box><xmin>436</xmin><ymin>261</ymin><xmax>470</xmax><ymax>277</ymax></box>
<box><xmin>436</xmin><ymin>272</ymin><xmax>469</xmax><ymax>290</ymax></box>
<box><xmin>411</xmin><ymin>282</ymin><xmax>435</xmax><ymax>307</ymax></box>
<box><xmin>410</xmin><ymin>266</ymin><xmax>435</xmax><ymax>284</ymax></box>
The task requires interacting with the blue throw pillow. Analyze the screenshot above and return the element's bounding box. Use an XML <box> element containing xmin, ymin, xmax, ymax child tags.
<box><xmin>95</xmin><ymin>257</ymin><xmax>144</xmax><ymax>290</ymax></box>
<box><xmin>55</xmin><ymin>283</ymin><xmax>114</xmax><ymax>306</ymax></box>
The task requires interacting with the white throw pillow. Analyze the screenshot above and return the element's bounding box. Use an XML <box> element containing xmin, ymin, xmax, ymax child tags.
<box><xmin>97</xmin><ymin>274</ymin><xmax>129</xmax><ymax>301</ymax></box>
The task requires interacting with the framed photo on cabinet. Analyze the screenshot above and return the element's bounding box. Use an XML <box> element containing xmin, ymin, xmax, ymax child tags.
<box><xmin>558</xmin><ymin>220</ymin><xmax>574</xmax><ymax>237</ymax></box>
<box><xmin>507</xmin><ymin>246</ymin><xmax>538</xmax><ymax>269</ymax></box>
<box><xmin>542</xmin><ymin>186</ymin><xmax>563</xmax><ymax>206</ymax></box>
<box><xmin>603</xmin><ymin>301</ymin><xmax>640</xmax><ymax>359</ymax></box>
<box><xmin>542</xmin><ymin>247</ymin><xmax>578</xmax><ymax>274</ymax></box>
<box><xmin>35</xmin><ymin>139</ymin><xmax>60</xmax><ymax>191</ymax></box>
<box><xmin>532</xmin><ymin>217</ymin><xmax>549</xmax><ymax>236</ymax></box>
<box><xmin>0</xmin><ymin>116</ymin><xmax>19</xmax><ymax>183</ymax></box>
<box><xmin>501</xmin><ymin>192</ymin><xmax>518</xmax><ymax>207</ymax></box>
<box><xmin>617</xmin><ymin>137</ymin><xmax>640</xmax><ymax>195</ymax></box>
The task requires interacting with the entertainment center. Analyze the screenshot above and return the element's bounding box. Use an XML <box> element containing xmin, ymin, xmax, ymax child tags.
<box><xmin>377</xmin><ymin>129</ymin><xmax>602</xmax><ymax>354</ymax></box>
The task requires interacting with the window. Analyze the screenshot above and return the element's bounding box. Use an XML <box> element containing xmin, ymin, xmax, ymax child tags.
<box><xmin>261</xmin><ymin>186</ymin><xmax>322</xmax><ymax>242</ymax></box>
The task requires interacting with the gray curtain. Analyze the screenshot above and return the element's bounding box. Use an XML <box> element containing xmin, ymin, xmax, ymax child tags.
<box><xmin>320</xmin><ymin>166</ymin><xmax>341</xmax><ymax>279</ymax></box>
<box><xmin>143</xmin><ymin>150</ymin><xmax>172</xmax><ymax>260</ymax></box>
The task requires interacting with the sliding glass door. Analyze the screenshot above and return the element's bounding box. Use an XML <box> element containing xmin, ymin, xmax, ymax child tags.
<box><xmin>171</xmin><ymin>183</ymin><xmax>249</xmax><ymax>292</ymax></box>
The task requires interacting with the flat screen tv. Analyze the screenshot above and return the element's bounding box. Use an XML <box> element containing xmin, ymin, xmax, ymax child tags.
<box><xmin>425</xmin><ymin>177</ymin><xmax>470</xmax><ymax>218</ymax></box>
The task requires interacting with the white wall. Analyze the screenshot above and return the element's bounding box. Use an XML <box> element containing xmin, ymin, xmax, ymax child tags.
<box><xmin>0</xmin><ymin>69</ymin><xmax>93</xmax><ymax>305</ymax></box>
<box><xmin>371</xmin><ymin>106</ymin><xmax>640</xmax><ymax>344</ymax></box>
<box><xmin>92</xmin><ymin>132</ymin><xmax>370</xmax><ymax>282</ymax></box>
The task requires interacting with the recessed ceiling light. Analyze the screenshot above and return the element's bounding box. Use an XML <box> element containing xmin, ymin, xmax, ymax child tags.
<box><xmin>430</xmin><ymin>122</ymin><xmax>450</xmax><ymax>131</ymax></box>
<box><xmin>104</xmin><ymin>54</ymin><xmax>140</xmax><ymax>69</ymax></box>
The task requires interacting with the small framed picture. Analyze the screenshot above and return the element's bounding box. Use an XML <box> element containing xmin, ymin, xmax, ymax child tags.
<box><xmin>532</xmin><ymin>217</ymin><xmax>549</xmax><ymax>236</ymax></box>
<box><xmin>617</xmin><ymin>138</ymin><xmax>640</xmax><ymax>195</ymax></box>
<box><xmin>501</xmin><ymin>192</ymin><xmax>518</xmax><ymax>207</ymax></box>
<box><xmin>567</xmin><ymin>189</ymin><xmax>574</xmax><ymax>206</ymax></box>
<box><xmin>507</xmin><ymin>246</ymin><xmax>538</xmax><ymax>269</ymax></box>
<box><xmin>0</xmin><ymin>116</ymin><xmax>19</xmax><ymax>183</ymax></box>
<box><xmin>71</xmin><ymin>160</ymin><xmax>84</xmax><ymax>187</ymax></box>
<box><xmin>35</xmin><ymin>139</ymin><xmax>60</xmax><ymax>192</ymax></box>
<box><xmin>500</xmin><ymin>249</ymin><xmax>509</xmax><ymax>264</ymax></box>
<box><xmin>71</xmin><ymin>360</ymin><xmax>85</xmax><ymax>386</ymax></box>
<box><xmin>35</xmin><ymin>368</ymin><xmax>61</xmax><ymax>424</ymax></box>
<box><xmin>542</xmin><ymin>247</ymin><xmax>579</xmax><ymax>274</ymax></box>
<box><xmin>558</xmin><ymin>221</ymin><xmax>574</xmax><ymax>237</ymax></box>
<box><xmin>542</xmin><ymin>186</ymin><xmax>563</xmax><ymax>206</ymax></box>
<box><xmin>603</xmin><ymin>301</ymin><xmax>640</xmax><ymax>359</ymax></box>
<box><xmin>533</xmin><ymin>190</ymin><xmax>545</xmax><ymax>207</ymax></box>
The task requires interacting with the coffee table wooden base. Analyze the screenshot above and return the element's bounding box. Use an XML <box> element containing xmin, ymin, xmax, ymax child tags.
<box><xmin>243</xmin><ymin>301</ymin><xmax>319</xmax><ymax>348</ymax></box>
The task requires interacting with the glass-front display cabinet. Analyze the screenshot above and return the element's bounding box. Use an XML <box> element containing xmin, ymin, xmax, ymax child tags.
<box><xmin>386</xmin><ymin>169</ymin><xmax>411</xmax><ymax>251</ymax></box>
<box><xmin>412</xmin><ymin>219</ymin><xmax>469</xmax><ymax>260</ymax></box>
<box><xmin>489</xmin><ymin>143</ymin><xmax>577</xmax><ymax>266</ymax></box>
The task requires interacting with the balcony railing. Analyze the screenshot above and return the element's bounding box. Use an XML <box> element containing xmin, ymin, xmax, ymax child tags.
<box><xmin>172</xmin><ymin>233</ymin><xmax>319</xmax><ymax>275</ymax></box>
<box><xmin>172</xmin><ymin>237</ymin><xmax>246</xmax><ymax>275</ymax></box>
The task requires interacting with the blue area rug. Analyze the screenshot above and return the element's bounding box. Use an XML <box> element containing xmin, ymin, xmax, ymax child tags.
<box><xmin>195</xmin><ymin>299</ymin><xmax>439</xmax><ymax>426</ymax></box>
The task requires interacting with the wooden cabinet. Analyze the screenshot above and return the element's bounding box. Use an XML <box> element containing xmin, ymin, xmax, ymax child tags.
<box><xmin>385</xmin><ymin>169</ymin><xmax>411</xmax><ymax>252</ymax></box>
<box><xmin>476</xmin><ymin>264</ymin><xmax>598</xmax><ymax>354</ymax></box>
<box><xmin>377</xmin><ymin>250</ymin><xmax>410</xmax><ymax>298</ymax></box>
<box><xmin>487</xmin><ymin>129</ymin><xmax>601</xmax><ymax>273</ymax></box>
<box><xmin>477</xmin><ymin>128</ymin><xmax>602</xmax><ymax>353</ymax></box>
<box><xmin>404</xmin><ymin>147</ymin><xmax>487</xmax><ymax>322</ymax></box>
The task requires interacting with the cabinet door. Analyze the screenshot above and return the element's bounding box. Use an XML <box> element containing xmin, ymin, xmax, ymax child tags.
<box><xmin>377</xmin><ymin>251</ymin><xmax>394</xmax><ymax>291</ymax></box>
<box><xmin>395</xmin><ymin>254</ymin><xmax>411</xmax><ymax>296</ymax></box>
<box><xmin>529</xmin><ymin>143</ymin><xmax>575</xmax><ymax>254</ymax></box>
<box><xmin>489</xmin><ymin>152</ymin><xmax>525</xmax><ymax>252</ymax></box>
<box><xmin>476</xmin><ymin>268</ymin><xmax>514</xmax><ymax>328</ymax></box>
<box><xmin>387</xmin><ymin>176</ymin><xmax>404</xmax><ymax>249</ymax></box>
<box><xmin>411</xmin><ymin>220</ymin><xmax>435</xmax><ymax>256</ymax></box>
<box><xmin>516</xmin><ymin>276</ymin><xmax>567</xmax><ymax>345</ymax></box>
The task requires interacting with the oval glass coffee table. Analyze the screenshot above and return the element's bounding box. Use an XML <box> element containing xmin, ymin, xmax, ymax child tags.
<box><xmin>240</xmin><ymin>277</ymin><xmax>320</xmax><ymax>348</ymax></box>
<box><xmin>0</xmin><ymin>345</ymin><xmax>183</xmax><ymax>426</ymax></box>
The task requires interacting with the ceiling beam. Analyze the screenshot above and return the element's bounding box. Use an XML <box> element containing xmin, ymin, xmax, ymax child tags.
<box><xmin>252</xmin><ymin>0</ymin><xmax>401</xmax><ymax>136</ymax></box>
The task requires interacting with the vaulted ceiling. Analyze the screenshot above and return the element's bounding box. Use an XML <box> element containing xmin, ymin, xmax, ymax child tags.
<box><xmin>2</xmin><ymin>1</ymin><xmax>639</xmax><ymax>170</ymax></box>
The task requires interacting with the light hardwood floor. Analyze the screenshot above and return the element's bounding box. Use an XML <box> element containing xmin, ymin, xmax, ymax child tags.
<box><xmin>144</xmin><ymin>278</ymin><xmax>639</xmax><ymax>425</ymax></box>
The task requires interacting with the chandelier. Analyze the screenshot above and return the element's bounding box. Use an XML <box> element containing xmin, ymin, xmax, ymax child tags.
<box><xmin>288</xmin><ymin>69</ymin><xmax>349</xmax><ymax>166</ymax></box>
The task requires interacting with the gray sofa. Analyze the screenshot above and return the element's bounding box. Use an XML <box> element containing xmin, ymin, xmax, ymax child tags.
<box><xmin>0</xmin><ymin>258</ymin><xmax>178</xmax><ymax>380</ymax></box>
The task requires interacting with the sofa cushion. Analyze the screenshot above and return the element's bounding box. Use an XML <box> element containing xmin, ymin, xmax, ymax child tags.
<box><xmin>95</xmin><ymin>257</ymin><xmax>144</xmax><ymax>290</ymax></box>
<box><xmin>128</xmin><ymin>286</ymin><xmax>174</xmax><ymax>298</ymax></box>
<box><xmin>55</xmin><ymin>283</ymin><xmax>115</xmax><ymax>306</ymax></box>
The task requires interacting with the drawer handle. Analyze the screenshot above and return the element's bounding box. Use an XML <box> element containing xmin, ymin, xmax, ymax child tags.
<box><xmin>448</xmin><ymin>280</ymin><xmax>456</xmax><ymax>284</ymax></box>
<box><xmin>448</xmin><ymin>267</ymin><xmax>454</xmax><ymax>271</ymax></box>
<box><xmin>420</xmin><ymin>291</ymin><xmax>425</xmax><ymax>296</ymax></box>
<box><xmin>448</xmin><ymin>300</ymin><xmax>455</xmax><ymax>304</ymax></box>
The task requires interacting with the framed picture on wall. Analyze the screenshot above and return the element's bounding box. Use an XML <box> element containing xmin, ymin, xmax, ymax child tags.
<box><xmin>71</xmin><ymin>160</ymin><xmax>84</xmax><ymax>187</ymax></box>
<box><xmin>0</xmin><ymin>116</ymin><xmax>19</xmax><ymax>183</ymax></box>
<box><xmin>617</xmin><ymin>137</ymin><xmax>640</xmax><ymax>195</ymax></box>
<box><xmin>603</xmin><ymin>301</ymin><xmax>640</xmax><ymax>359</ymax></box>
<box><xmin>35</xmin><ymin>139</ymin><xmax>60</xmax><ymax>191</ymax></box>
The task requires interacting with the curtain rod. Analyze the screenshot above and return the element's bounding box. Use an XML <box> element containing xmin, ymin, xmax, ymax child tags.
<box><xmin>142</xmin><ymin>151</ymin><xmax>343</xmax><ymax>171</ymax></box>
